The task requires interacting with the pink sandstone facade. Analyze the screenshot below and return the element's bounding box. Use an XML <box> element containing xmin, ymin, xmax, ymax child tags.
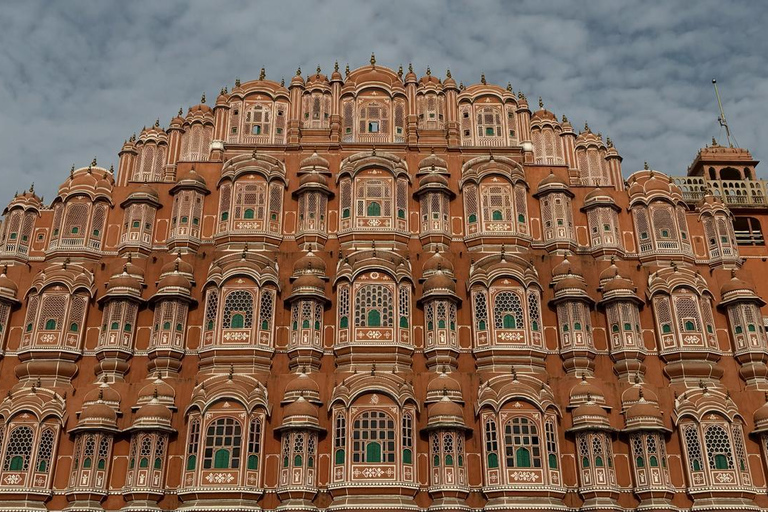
<box><xmin>1</xmin><ymin>58</ymin><xmax>768</xmax><ymax>512</ymax></box>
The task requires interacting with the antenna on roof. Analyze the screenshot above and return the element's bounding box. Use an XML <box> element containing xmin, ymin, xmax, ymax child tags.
<box><xmin>712</xmin><ymin>79</ymin><xmax>738</xmax><ymax>148</ymax></box>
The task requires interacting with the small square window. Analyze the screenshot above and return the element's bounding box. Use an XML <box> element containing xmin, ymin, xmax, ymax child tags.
<box><xmin>463</xmin><ymin>112</ymin><xmax>469</xmax><ymax>118</ymax></box>
<box><xmin>231</xmin><ymin>127</ymin><xmax>237</xmax><ymax>134</ymax></box>
<box><xmin>485</xmin><ymin>127</ymin><xmax>495</xmax><ymax>136</ymax></box>
<box><xmin>252</xmin><ymin>125</ymin><xmax>261</xmax><ymax>135</ymax></box>
<box><xmin>464</xmin><ymin>130</ymin><xmax>470</xmax><ymax>136</ymax></box>
<box><xmin>132</xmin><ymin>221</ymin><xmax>140</xmax><ymax>228</ymax></box>
<box><xmin>37</xmin><ymin>234</ymin><xmax>44</xmax><ymax>240</ymax></box>
<box><xmin>9</xmin><ymin>233</ymin><xmax>17</xmax><ymax>240</ymax></box>
<box><xmin>277</xmin><ymin>128</ymin><xmax>283</xmax><ymax>134</ymax></box>
<box><xmin>345</xmin><ymin>127</ymin><xmax>352</xmax><ymax>134</ymax></box>
<box><xmin>396</xmin><ymin>127</ymin><xmax>403</xmax><ymax>134</ymax></box>
<box><xmin>368</xmin><ymin>121</ymin><xmax>379</xmax><ymax>133</ymax></box>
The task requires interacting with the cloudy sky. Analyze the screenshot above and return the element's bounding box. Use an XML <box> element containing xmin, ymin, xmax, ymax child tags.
<box><xmin>1</xmin><ymin>1</ymin><xmax>765</xmax><ymax>206</ymax></box>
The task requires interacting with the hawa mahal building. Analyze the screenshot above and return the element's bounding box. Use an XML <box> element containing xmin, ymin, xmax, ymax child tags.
<box><xmin>1</xmin><ymin>57</ymin><xmax>768</xmax><ymax>512</ymax></box>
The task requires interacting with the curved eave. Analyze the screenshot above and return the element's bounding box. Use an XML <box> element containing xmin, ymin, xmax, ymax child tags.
<box><xmin>621</xmin><ymin>424</ymin><xmax>671</xmax><ymax>434</ymax></box>
<box><xmin>414</xmin><ymin>183</ymin><xmax>456</xmax><ymax>199</ymax></box>
<box><xmin>148</xmin><ymin>289</ymin><xmax>197</xmax><ymax>305</ymax></box>
<box><xmin>169</xmin><ymin>182</ymin><xmax>211</xmax><ymax>195</ymax></box>
<box><xmin>417</xmin><ymin>289</ymin><xmax>461</xmax><ymax>306</ymax></box>
<box><xmin>123</xmin><ymin>423</ymin><xmax>176</xmax><ymax>434</ymax></box>
<box><xmin>97</xmin><ymin>289</ymin><xmax>145</xmax><ymax>305</ymax></box>
<box><xmin>274</xmin><ymin>423</ymin><xmax>326</xmax><ymax>434</ymax></box>
<box><xmin>120</xmin><ymin>196</ymin><xmax>162</xmax><ymax>209</ymax></box>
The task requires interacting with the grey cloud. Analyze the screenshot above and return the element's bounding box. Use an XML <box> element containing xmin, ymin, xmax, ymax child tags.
<box><xmin>0</xmin><ymin>0</ymin><xmax>766</xmax><ymax>205</ymax></box>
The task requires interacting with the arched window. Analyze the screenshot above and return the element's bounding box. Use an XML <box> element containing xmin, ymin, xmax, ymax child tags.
<box><xmin>3</xmin><ymin>426</ymin><xmax>33</xmax><ymax>471</ymax></box>
<box><xmin>35</xmin><ymin>428</ymin><xmax>56</xmax><ymax>473</ymax></box>
<box><xmin>247</xmin><ymin>417</ymin><xmax>261</xmax><ymax>470</ymax></box>
<box><xmin>222</xmin><ymin>290</ymin><xmax>254</xmax><ymax>329</ymax></box>
<box><xmin>504</xmin><ymin>417</ymin><xmax>541</xmax><ymax>468</ymax></box>
<box><xmin>402</xmin><ymin>413</ymin><xmax>413</xmax><ymax>464</ymax></box>
<box><xmin>203</xmin><ymin>418</ymin><xmax>242</xmax><ymax>470</ymax></box>
<box><xmin>186</xmin><ymin>418</ymin><xmax>201</xmax><ymax>471</ymax></box>
<box><xmin>44</xmin><ymin>319</ymin><xmax>56</xmax><ymax>330</ymax></box>
<box><xmin>485</xmin><ymin>418</ymin><xmax>499</xmax><ymax>468</ymax></box>
<box><xmin>354</xmin><ymin>284</ymin><xmax>393</xmax><ymax>328</ymax></box>
<box><xmin>334</xmin><ymin>413</ymin><xmax>346</xmax><ymax>464</ymax></box>
<box><xmin>704</xmin><ymin>424</ymin><xmax>734</xmax><ymax>470</ymax></box>
<box><xmin>493</xmin><ymin>291</ymin><xmax>524</xmax><ymax>330</ymax></box>
<box><xmin>367</xmin><ymin>202</ymin><xmax>381</xmax><ymax>217</ymax></box>
<box><xmin>352</xmin><ymin>410</ymin><xmax>395</xmax><ymax>463</ymax></box>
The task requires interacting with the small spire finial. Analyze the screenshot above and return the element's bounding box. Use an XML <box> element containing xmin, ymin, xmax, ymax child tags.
<box><xmin>178</xmin><ymin>107</ymin><xmax>183</xmax><ymax>116</ymax></box>
<box><xmin>29</xmin><ymin>182</ymin><xmax>34</xmax><ymax>193</ymax></box>
<box><xmin>316</xmin><ymin>65</ymin><xmax>321</xmax><ymax>75</ymax></box>
<box><xmin>334</xmin><ymin>61</ymin><xmax>339</xmax><ymax>72</ymax></box>
<box><xmin>539</xmin><ymin>97</ymin><xmax>544</xmax><ymax>109</ymax></box>
<box><xmin>370</xmin><ymin>53</ymin><xmax>376</xmax><ymax>66</ymax></box>
<box><xmin>280</xmin><ymin>77</ymin><xmax>285</xmax><ymax>87</ymax></box>
<box><xmin>397</xmin><ymin>64</ymin><xmax>403</xmax><ymax>78</ymax></box>
<box><xmin>235</xmin><ymin>77</ymin><xmax>241</xmax><ymax>87</ymax></box>
<box><xmin>446</xmin><ymin>69</ymin><xmax>452</xmax><ymax>78</ymax></box>
<box><xmin>154</xmin><ymin>119</ymin><xmax>160</xmax><ymax>128</ymax></box>
<box><xmin>259</xmin><ymin>67</ymin><xmax>266</xmax><ymax>80</ymax></box>
<box><xmin>200</xmin><ymin>93</ymin><xmax>206</xmax><ymax>104</ymax></box>
<box><xmin>426</xmin><ymin>66</ymin><xmax>431</xmax><ymax>76</ymax></box>
<box><xmin>345</xmin><ymin>63</ymin><xmax>350</xmax><ymax>76</ymax></box>
<box><xmin>584</xmin><ymin>121</ymin><xmax>589</xmax><ymax>132</ymax></box>
<box><xmin>480</xmin><ymin>73</ymin><xmax>486</xmax><ymax>85</ymax></box>
<box><xmin>644</xmin><ymin>161</ymin><xmax>649</xmax><ymax>170</ymax></box>
<box><xmin>91</xmin><ymin>156</ymin><xmax>97</xmax><ymax>166</ymax></box>
<box><xmin>506</xmin><ymin>82</ymin><xmax>512</xmax><ymax>92</ymax></box>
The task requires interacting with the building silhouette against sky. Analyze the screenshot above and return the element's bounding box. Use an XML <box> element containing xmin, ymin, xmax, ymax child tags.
<box><xmin>1</xmin><ymin>57</ymin><xmax>768</xmax><ymax>512</ymax></box>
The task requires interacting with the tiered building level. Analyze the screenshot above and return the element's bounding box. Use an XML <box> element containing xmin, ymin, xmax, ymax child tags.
<box><xmin>1</xmin><ymin>59</ymin><xmax>768</xmax><ymax>512</ymax></box>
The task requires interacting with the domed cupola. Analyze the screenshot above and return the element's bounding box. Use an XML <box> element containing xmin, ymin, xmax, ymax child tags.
<box><xmin>170</xmin><ymin>167</ymin><xmax>210</xmax><ymax>194</ymax></box>
<box><xmin>569</xmin><ymin>397</ymin><xmax>612</xmax><ymax>433</ymax></box>
<box><xmin>623</xmin><ymin>388</ymin><xmax>668</xmax><ymax>433</ymax></box>
<box><xmin>753</xmin><ymin>395</ymin><xmax>768</xmax><ymax>435</ymax></box>
<box><xmin>147</xmin><ymin>256</ymin><xmax>195</xmax><ymax>376</ymax></box>
<box><xmin>0</xmin><ymin>265</ymin><xmax>20</xmax><ymax>305</ymax></box>
<box><xmin>419</xmin><ymin>249</ymin><xmax>462</xmax><ymax>370</ymax></box>
<box><xmin>129</xmin><ymin>388</ymin><xmax>174</xmax><ymax>432</ymax></box>
<box><xmin>136</xmin><ymin>376</ymin><xmax>176</xmax><ymax>408</ymax></box>
<box><xmin>73</xmin><ymin>385</ymin><xmax>120</xmax><ymax>433</ymax></box>
<box><xmin>283</xmin><ymin>368</ymin><xmax>321</xmax><ymax>404</ymax></box>
<box><xmin>421</xmin><ymin>248</ymin><xmax>455</xmax><ymax>279</ymax></box>
<box><xmin>425</xmin><ymin>393</ymin><xmax>468</xmax><ymax>431</ymax></box>
<box><xmin>119</xmin><ymin>183</ymin><xmax>162</xmax><ymax>254</ymax></box>
<box><xmin>535</xmin><ymin>171</ymin><xmax>576</xmax><ymax>247</ymax></box>
<box><xmin>1</xmin><ymin>186</ymin><xmax>43</xmax><ymax>261</ymax></box>
<box><xmin>279</xmin><ymin>396</ymin><xmax>322</xmax><ymax>431</ymax></box>
<box><xmin>152</xmin><ymin>261</ymin><xmax>195</xmax><ymax>304</ymax></box>
<box><xmin>294</xmin><ymin>152</ymin><xmax>333</xmax><ymax>243</ymax></box>
<box><xmin>285</xmin><ymin>252</ymin><xmax>330</xmax><ymax>370</ymax></box>
<box><xmin>96</xmin><ymin>261</ymin><xmax>145</xmax><ymax>381</ymax></box>
<box><xmin>718</xmin><ymin>270</ymin><xmax>768</xmax><ymax>389</ymax></box>
<box><xmin>425</xmin><ymin>367</ymin><xmax>463</xmax><ymax>404</ymax></box>
<box><xmin>414</xmin><ymin>151</ymin><xmax>454</xmax><ymax>243</ymax></box>
<box><xmin>569</xmin><ymin>374</ymin><xmax>608</xmax><ymax>408</ymax></box>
